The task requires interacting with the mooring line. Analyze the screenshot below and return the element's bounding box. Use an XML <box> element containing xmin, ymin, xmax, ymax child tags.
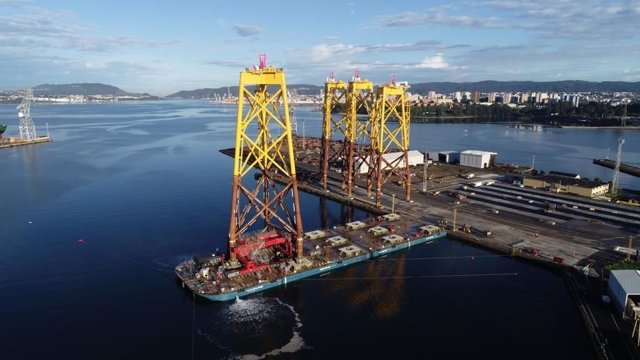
<box><xmin>302</xmin><ymin>272</ymin><xmax>519</xmax><ymax>281</ymax></box>
<box><xmin>191</xmin><ymin>291</ymin><xmax>195</xmax><ymax>360</ymax></box>
<box><xmin>365</xmin><ymin>254</ymin><xmax>509</xmax><ymax>262</ymax></box>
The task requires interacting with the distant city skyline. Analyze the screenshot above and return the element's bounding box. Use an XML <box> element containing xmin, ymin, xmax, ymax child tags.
<box><xmin>1</xmin><ymin>0</ymin><xmax>639</xmax><ymax>96</ymax></box>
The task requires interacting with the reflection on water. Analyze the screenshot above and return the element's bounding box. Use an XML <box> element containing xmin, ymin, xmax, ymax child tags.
<box><xmin>343</xmin><ymin>256</ymin><xmax>406</xmax><ymax>318</ymax></box>
<box><xmin>319</xmin><ymin>197</ymin><xmax>355</xmax><ymax>230</ymax></box>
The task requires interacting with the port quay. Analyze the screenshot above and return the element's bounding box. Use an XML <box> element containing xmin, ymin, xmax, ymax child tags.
<box><xmin>281</xmin><ymin>132</ymin><xmax>640</xmax><ymax>360</ymax></box>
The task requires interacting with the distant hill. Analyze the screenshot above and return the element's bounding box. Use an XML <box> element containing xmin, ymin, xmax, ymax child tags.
<box><xmin>167</xmin><ymin>88</ymin><xmax>221</xmax><ymax>99</ymax></box>
<box><xmin>166</xmin><ymin>84</ymin><xmax>322</xmax><ymax>99</ymax></box>
<box><xmin>33</xmin><ymin>83</ymin><xmax>153</xmax><ymax>97</ymax></box>
<box><xmin>168</xmin><ymin>81</ymin><xmax>640</xmax><ymax>99</ymax></box>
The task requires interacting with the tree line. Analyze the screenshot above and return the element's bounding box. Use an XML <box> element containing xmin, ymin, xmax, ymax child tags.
<box><xmin>410</xmin><ymin>101</ymin><xmax>640</xmax><ymax>126</ymax></box>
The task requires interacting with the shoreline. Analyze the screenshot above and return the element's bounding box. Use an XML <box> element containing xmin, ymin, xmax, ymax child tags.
<box><xmin>560</xmin><ymin>125</ymin><xmax>640</xmax><ymax>130</ymax></box>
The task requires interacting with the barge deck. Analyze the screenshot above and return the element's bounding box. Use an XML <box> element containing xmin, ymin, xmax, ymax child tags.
<box><xmin>175</xmin><ymin>215</ymin><xmax>446</xmax><ymax>301</ymax></box>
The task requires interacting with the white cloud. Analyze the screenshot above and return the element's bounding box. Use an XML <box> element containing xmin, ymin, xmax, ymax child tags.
<box><xmin>204</xmin><ymin>59</ymin><xmax>248</xmax><ymax>68</ymax></box>
<box><xmin>232</xmin><ymin>23</ymin><xmax>264</xmax><ymax>37</ymax></box>
<box><xmin>377</xmin><ymin>11</ymin><xmax>429</xmax><ymax>27</ymax></box>
<box><xmin>376</xmin><ymin>10</ymin><xmax>500</xmax><ymax>28</ymax></box>
<box><xmin>375</xmin><ymin>1</ymin><xmax>640</xmax><ymax>41</ymax></box>
<box><xmin>416</xmin><ymin>53</ymin><xmax>450</xmax><ymax>69</ymax></box>
<box><xmin>0</xmin><ymin>4</ymin><xmax>178</xmax><ymax>53</ymax></box>
<box><xmin>85</xmin><ymin>62</ymin><xmax>106</xmax><ymax>70</ymax></box>
<box><xmin>310</xmin><ymin>43</ymin><xmax>366</xmax><ymax>61</ymax></box>
<box><xmin>605</xmin><ymin>5</ymin><xmax>623</xmax><ymax>14</ymax></box>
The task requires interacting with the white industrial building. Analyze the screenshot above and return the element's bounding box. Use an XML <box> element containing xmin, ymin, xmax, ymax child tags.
<box><xmin>609</xmin><ymin>270</ymin><xmax>640</xmax><ymax>317</ymax></box>
<box><xmin>460</xmin><ymin>150</ymin><xmax>497</xmax><ymax>169</ymax></box>
<box><xmin>438</xmin><ymin>151</ymin><xmax>459</xmax><ymax>164</ymax></box>
<box><xmin>357</xmin><ymin>150</ymin><xmax>424</xmax><ymax>174</ymax></box>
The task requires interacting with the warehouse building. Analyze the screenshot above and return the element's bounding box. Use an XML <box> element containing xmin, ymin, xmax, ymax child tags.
<box><xmin>438</xmin><ymin>151</ymin><xmax>459</xmax><ymax>164</ymax></box>
<box><xmin>523</xmin><ymin>175</ymin><xmax>609</xmax><ymax>198</ymax></box>
<box><xmin>357</xmin><ymin>150</ymin><xmax>424</xmax><ymax>174</ymax></box>
<box><xmin>460</xmin><ymin>150</ymin><xmax>497</xmax><ymax>169</ymax></box>
<box><xmin>608</xmin><ymin>270</ymin><xmax>640</xmax><ymax>318</ymax></box>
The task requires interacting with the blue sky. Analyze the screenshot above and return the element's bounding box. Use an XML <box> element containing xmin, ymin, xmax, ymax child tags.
<box><xmin>1</xmin><ymin>0</ymin><xmax>639</xmax><ymax>95</ymax></box>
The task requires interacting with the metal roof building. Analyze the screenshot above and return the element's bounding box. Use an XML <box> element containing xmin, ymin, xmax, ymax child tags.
<box><xmin>356</xmin><ymin>150</ymin><xmax>424</xmax><ymax>174</ymax></box>
<box><xmin>608</xmin><ymin>270</ymin><xmax>640</xmax><ymax>316</ymax></box>
<box><xmin>438</xmin><ymin>151</ymin><xmax>459</xmax><ymax>164</ymax></box>
<box><xmin>460</xmin><ymin>150</ymin><xmax>497</xmax><ymax>169</ymax></box>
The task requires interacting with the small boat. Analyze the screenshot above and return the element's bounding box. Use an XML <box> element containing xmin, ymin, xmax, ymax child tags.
<box><xmin>0</xmin><ymin>123</ymin><xmax>6</xmax><ymax>137</ymax></box>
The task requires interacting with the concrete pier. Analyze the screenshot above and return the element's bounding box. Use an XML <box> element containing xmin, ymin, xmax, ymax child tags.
<box><xmin>290</xmin><ymin>162</ymin><xmax>639</xmax><ymax>275</ymax></box>
<box><xmin>223</xmin><ymin>142</ymin><xmax>639</xmax><ymax>273</ymax></box>
<box><xmin>0</xmin><ymin>136</ymin><xmax>51</xmax><ymax>149</ymax></box>
<box><xmin>593</xmin><ymin>158</ymin><xmax>640</xmax><ymax>178</ymax></box>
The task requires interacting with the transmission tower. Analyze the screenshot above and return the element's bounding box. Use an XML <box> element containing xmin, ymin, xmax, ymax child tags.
<box><xmin>228</xmin><ymin>54</ymin><xmax>304</xmax><ymax>265</ymax></box>
<box><xmin>611</xmin><ymin>137</ymin><xmax>625</xmax><ymax>195</ymax></box>
<box><xmin>17</xmin><ymin>88</ymin><xmax>37</xmax><ymax>140</ymax></box>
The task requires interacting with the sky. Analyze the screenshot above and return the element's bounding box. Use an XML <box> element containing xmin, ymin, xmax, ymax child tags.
<box><xmin>1</xmin><ymin>0</ymin><xmax>639</xmax><ymax>96</ymax></box>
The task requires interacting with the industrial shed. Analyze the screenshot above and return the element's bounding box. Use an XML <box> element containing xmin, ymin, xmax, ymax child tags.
<box><xmin>438</xmin><ymin>151</ymin><xmax>459</xmax><ymax>164</ymax></box>
<box><xmin>523</xmin><ymin>175</ymin><xmax>609</xmax><ymax>198</ymax></box>
<box><xmin>460</xmin><ymin>150</ymin><xmax>497</xmax><ymax>169</ymax></box>
<box><xmin>608</xmin><ymin>270</ymin><xmax>640</xmax><ymax>318</ymax></box>
<box><xmin>356</xmin><ymin>150</ymin><xmax>424</xmax><ymax>174</ymax></box>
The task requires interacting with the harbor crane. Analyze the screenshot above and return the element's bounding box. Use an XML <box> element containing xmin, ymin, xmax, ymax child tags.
<box><xmin>17</xmin><ymin>88</ymin><xmax>37</xmax><ymax>141</ymax></box>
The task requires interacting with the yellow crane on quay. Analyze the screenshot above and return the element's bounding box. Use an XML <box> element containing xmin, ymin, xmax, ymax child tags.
<box><xmin>367</xmin><ymin>76</ymin><xmax>412</xmax><ymax>206</ymax></box>
<box><xmin>320</xmin><ymin>71</ymin><xmax>412</xmax><ymax>207</ymax></box>
<box><xmin>321</xmin><ymin>72</ymin><xmax>348</xmax><ymax>191</ymax></box>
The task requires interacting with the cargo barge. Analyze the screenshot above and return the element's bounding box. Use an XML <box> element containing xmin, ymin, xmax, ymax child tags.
<box><xmin>174</xmin><ymin>58</ymin><xmax>448</xmax><ymax>302</ymax></box>
<box><xmin>175</xmin><ymin>214</ymin><xmax>447</xmax><ymax>301</ymax></box>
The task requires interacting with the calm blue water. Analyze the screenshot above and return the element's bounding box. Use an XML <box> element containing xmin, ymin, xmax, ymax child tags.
<box><xmin>0</xmin><ymin>101</ymin><xmax>611</xmax><ymax>359</ymax></box>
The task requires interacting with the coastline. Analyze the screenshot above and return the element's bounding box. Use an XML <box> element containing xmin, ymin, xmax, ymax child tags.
<box><xmin>560</xmin><ymin>126</ymin><xmax>640</xmax><ymax>130</ymax></box>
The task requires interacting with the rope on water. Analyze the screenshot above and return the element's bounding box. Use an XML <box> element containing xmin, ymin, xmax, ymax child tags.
<box><xmin>191</xmin><ymin>291</ymin><xmax>195</xmax><ymax>360</ymax></box>
<box><xmin>365</xmin><ymin>254</ymin><xmax>510</xmax><ymax>262</ymax></box>
<box><xmin>302</xmin><ymin>272</ymin><xmax>519</xmax><ymax>281</ymax></box>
